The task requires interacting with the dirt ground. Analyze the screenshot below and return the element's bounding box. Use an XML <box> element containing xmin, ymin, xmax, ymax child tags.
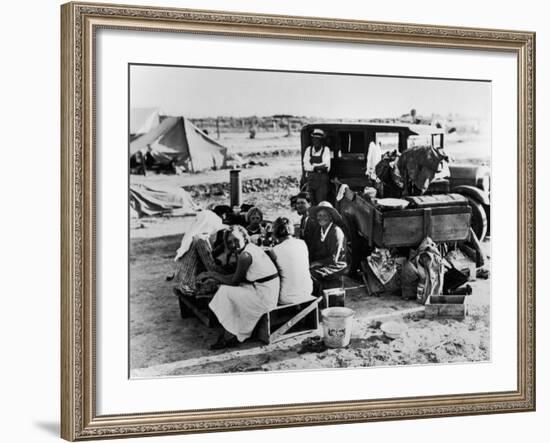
<box><xmin>130</xmin><ymin>227</ymin><xmax>490</xmax><ymax>377</ymax></box>
<box><xmin>129</xmin><ymin>131</ymin><xmax>491</xmax><ymax>377</ymax></box>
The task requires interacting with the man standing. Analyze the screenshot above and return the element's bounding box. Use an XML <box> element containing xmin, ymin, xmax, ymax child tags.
<box><xmin>144</xmin><ymin>144</ymin><xmax>156</xmax><ymax>171</ymax></box>
<box><xmin>294</xmin><ymin>192</ymin><xmax>317</xmax><ymax>252</ymax></box>
<box><xmin>303</xmin><ymin>129</ymin><xmax>331</xmax><ymax>204</ymax></box>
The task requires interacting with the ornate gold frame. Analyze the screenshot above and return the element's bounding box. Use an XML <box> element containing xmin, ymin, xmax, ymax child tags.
<box><xmin>61</xmin><ymin>2</ymin><xmax>536</xmax><ymax>440</ymax></box>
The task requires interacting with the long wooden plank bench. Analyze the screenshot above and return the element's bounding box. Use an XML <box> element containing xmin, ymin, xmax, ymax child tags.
<box><xmin>174</xmin><ymin>288</ymin><xmax>321</xmax><ymax>344</ymax></box>
<box><xmin>174</xmin><ymin>289</ymin><xmax>218</xmax><ymax>328</ymax></box>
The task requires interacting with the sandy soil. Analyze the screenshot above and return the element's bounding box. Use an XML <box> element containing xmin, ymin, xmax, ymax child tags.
<box><xmin>129</xmin><ymin>131</ymin><xmax>492</xmax><ymax>377</ymax></box>
<box><xmin>130</xmin><ymin>233</ymin><xmax>490</xmax><ymax>377</ymax></box>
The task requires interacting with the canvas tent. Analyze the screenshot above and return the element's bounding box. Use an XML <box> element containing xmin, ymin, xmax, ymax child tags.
<box><xmin>130</xmin><ymin>117</ymin><xmax>228</xmax><ymax>172</ymax></box>
<box><xmin>130</xmin><ymin>108</ymin><xmax>160</xmax><ymax>138</ymax></box>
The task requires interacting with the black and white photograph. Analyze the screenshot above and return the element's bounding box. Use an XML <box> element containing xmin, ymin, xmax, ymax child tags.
<box><xmin>129</xmin><ymin>64</ymin><xmax>491</xmax><ymax>378</ymax></box>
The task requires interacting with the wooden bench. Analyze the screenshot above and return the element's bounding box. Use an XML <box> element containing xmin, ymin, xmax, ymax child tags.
<box><xmin>174</xmin><ymin>289</ymin><xmax>218</xmax><ymax>328</ymax></box>
<box><xmin>254</xmin><ymin>296</ymin><xmax>321</xmax><ymax>344</ymax></box>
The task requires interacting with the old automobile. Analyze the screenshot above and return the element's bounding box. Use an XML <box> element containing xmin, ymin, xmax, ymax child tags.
<box><xmin>300</xmin><ymin>123</ymin><xmax>490</xmax><ymax>242</ymax></box>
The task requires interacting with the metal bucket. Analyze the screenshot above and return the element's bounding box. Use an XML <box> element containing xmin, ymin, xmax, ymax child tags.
<box><xmin>321</xmin><ymin>307</ymin><xmax>355</xmax><ymax>348</ymax></box>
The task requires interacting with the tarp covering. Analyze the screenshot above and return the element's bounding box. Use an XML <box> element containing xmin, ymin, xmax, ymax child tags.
<box><xmin>130</xmin><ymin>117</ymin><xmax>228</xmax><ymax>172</ymax></box>
<box><xmin>130</xmin><ymin>184</ymin><xmax>198</xmax><ymax>218</ymax></box>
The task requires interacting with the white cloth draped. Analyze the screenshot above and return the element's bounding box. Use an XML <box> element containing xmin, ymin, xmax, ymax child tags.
<box><xmin>365</xmin><ymin>141</ymin><xmax>382</xmax><ymax>180</ymax></box>
<box><xmin>174</xmin><ymin>210</ymin><xmax>225</xmax><ymax>261</ymax></box>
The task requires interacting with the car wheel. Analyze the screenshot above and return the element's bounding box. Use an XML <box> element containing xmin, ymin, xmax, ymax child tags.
<box><xmin>466</xmin><ymin>196</ymin><xmax>487</xmax><ymax>242</ymax></box>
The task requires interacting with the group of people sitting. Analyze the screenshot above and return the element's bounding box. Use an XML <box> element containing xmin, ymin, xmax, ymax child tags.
<box><xmin>173</xmin><ymin>192</ymin><xmax>348</xmax><ymax>350</ymax></box>
<box><xmin>130</xmin><ymin>144</ymin><xmax>178</xmax><ymax>175</ymax></box>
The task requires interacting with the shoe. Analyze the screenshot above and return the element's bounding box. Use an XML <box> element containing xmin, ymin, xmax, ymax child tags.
<box><xmin>225</xmin><ymin>336</ymin><xmax>239</xmax><ymax>348</ymax></box>
<box><xmin>209</xmin><ymin>339</ymin><xmax>227</xmax><ymax>350</ymax></box>
<box><xmin>209</xmin><ymin>336</ymin><xmax>239</xmax><ymax>350</ymax></box>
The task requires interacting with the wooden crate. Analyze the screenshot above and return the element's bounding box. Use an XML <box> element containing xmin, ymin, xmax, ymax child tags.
<box><xmin>425</xmin><ymin>302</ymin><xmax>467</xmax><ymax>319</ymax></box>
<box><xmin>320</xmin><ymin>288</ymin><xmax>346</xmax><ymax>310</ymax></box>
<box><xmin>254</xmin><ymin>297</ymin><xmax>321</xmax><ymax>344</ymax></box>
<box><xmin>373</xmin><ymin>206</ymin><xmax>472</xmax><ymax>247</ymax></box>
<box><xmin>340</xmin><ymin>194</ymin><xmax>472</xmax><ymax>248</ymax></box>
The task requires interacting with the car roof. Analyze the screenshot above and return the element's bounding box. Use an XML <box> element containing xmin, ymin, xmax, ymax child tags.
<box><xmin>301</xmin><ymin>122</ymin><xmax>445</xmax><ymax>136</ymax></box>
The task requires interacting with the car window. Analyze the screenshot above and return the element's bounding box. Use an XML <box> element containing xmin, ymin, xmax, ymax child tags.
<box><xmin>337</xmin><ymin>131</ymin><xmax>366</xmax><ymax>155</ymax></box>
<box><xmin>375</xmin><ymin>132</ymin><xmax>399</xmax><ymax>153</ymax></box>
<box><xmin>408</xmin><ymin>134</ymin><xmax>432</xmax><ymax>149</ymax></box>
<box><xmin>432</xmin><ymin>133</ymin><xmax>443</xmax><ymax>149</ymax></box>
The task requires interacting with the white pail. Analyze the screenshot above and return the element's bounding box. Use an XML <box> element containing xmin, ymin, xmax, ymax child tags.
<box><xmin>321</xmin><ymin>307</ymin><xmax>355</xmax><ymax>348</ymax></box>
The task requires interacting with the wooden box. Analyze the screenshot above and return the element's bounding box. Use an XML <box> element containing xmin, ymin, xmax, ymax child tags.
<box><xmin>373</xmin><ymin>206</ymin><xmax>472</xmax><ymax>248</ymax></box>
<box><xmin>425</xmin><ymin>301</ymin><xmax>467</xmax><ymax>319</ymax></box>
<box><xmin>254</xmin><ymin>297</ymin><xmax>321</xmax><ymax>344</ymax></box>
<box><xmin>320</xmin><ymin>288</ymin><xmax>346</xmax><ymax>310</ymax></box>
<box><xmin>340</xmin><ymin>194</ymin><xmax>472</xmax><ymax>248</ymax></box>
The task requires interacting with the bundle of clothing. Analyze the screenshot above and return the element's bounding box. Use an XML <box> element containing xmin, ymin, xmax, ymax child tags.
<box><xmin>375</xmin><ymin>150</ymin><xmax>404</xmax><ymax>198</ymax></box>
<box><xmin>375</xmin><ymin>146</ymin><xmax>449</xmax><ymax>198</ymax></box>
<box><xmin>361</xmin><ymin>248</ymin><xmax>405</xmax><ymax>296</ymax></box>
<box><xmin>396</xmin><ymin>145</ymin><xmax>449</xmax><ymax>196</ymax></box>
<box><xmin>401</xmin><ymin>237</ymin><xmax>445</xmax><ymax>304</ymax></box>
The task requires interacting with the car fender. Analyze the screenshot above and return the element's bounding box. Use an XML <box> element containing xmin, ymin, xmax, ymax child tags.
<box><xmin>451</xmin><ymin>185</ymin><xmax>490</xmax><ymax>206</ymax></box>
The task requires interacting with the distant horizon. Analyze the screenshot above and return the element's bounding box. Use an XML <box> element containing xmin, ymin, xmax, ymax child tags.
<box><xmin>130</xmin><ymin>65</ymin><xmax>491</xmax><ymax>122</ymax></box>
<box><xmin>130</xmin><ymin>108</ymin><xmax>487</xmax><ymax>123</ymax></box>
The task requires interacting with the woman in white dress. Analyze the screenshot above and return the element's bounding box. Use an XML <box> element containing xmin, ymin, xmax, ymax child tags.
<box><xmin>202</xmin><ymin>225</ymin><xmax>280</xmax><ymax>349</ymax></box>
<box><xmin>268</xmin><ymin>217</ymin><xmax>313</xmax><ymax>305</ymax></box>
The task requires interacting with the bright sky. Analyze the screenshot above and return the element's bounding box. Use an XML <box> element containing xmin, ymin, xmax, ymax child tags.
<box><xmin>130</xmin><ymin>64</ymin><xmax>491</xmax><ymax>120</ymax></box>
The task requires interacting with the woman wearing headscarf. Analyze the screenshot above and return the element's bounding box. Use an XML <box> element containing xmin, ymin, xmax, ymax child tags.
<box><xmin>172</xmin><ymin>210</ymin><xmax>229</xmax><ymax>296</ymax></box>
<box><xmin>308</xmin><ymin>201</ymin><xmax>348</xmax><ymax>291</ymax></box>
<box><xmin>203</xmin><ymin>225</ymin><xmax>280</xmax><ymax>349</ymax></box>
